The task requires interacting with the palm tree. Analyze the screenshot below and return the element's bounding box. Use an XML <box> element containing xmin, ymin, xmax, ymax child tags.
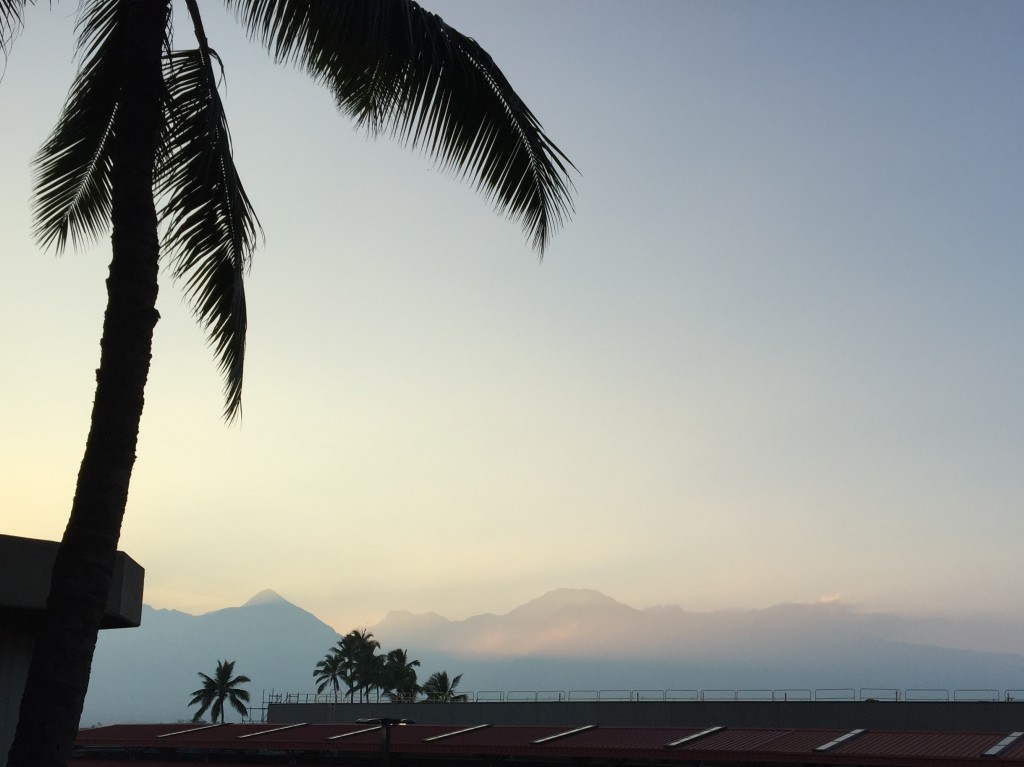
<box><xmin>343</xmin><ymin>629</ymin><xmax>382</xmax><ymax>702</ymax></box>
<box><xmin>317</xmin><ymin>639</ymin><xmax>358</xmax><ymax>702</ymax></box>
<box><xmin>188</xmin><ymin>660</ymin><xmax>251</xmax><ymax>723</ymax></box>
<box><xmin>313</xmin><ymin>650</ymin><xmax>348</xmax><ymax>703</ymax></box>
<box><xmin>3</xmin><ymin>1</ymin><xmax>572</xmax><ymax>764</ymax></box>
<box><xmin>382</xmin><ymin>648</ymin><xmax>421</xmax><ymax>703</ymax></box>
<box><xmin>420</xmin><ymin>671</ymin><xmax>467</xmax><ymax>703</ymax></box>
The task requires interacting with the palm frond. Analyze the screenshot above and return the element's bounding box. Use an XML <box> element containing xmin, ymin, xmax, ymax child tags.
<box><xmin>32</xmin><ymin>0</ymin><xmax>128</xmax><ymax>252</ymax></box>
<box><xmin>0</xmin><ymin>0</ymin><xmax>31</xmax><ymax>54</ymax></box>
<box><xmin>228</xmin><ymin>693</ymin><xmax>249</xmax><ymax>717</ymax></box>
<box><xmin>158</xmin><ymin>46</ymin><xmax>260</xmax><ymax>421</ymax></box>
<box><xmin>225</xmin><ymin>0</ymin><xmax>574</xmax><ymax>254</ymax></box>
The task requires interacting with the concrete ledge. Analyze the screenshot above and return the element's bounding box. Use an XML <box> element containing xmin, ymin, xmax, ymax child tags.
<box><xmin>0</xmin><ymin>534</ymin><xmax>144</xmax><ymax>629</ymax></box>
<box><xmin>0</xmin><ymin>534</ymin><xmax>145</xmax><ymax>767</ymax></box>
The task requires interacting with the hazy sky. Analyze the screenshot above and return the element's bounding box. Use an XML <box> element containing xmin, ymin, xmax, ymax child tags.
<box><xmin>3</xmin><ymin>1</ymin><xmax>1023</xmax><ymax>634</ymax></box>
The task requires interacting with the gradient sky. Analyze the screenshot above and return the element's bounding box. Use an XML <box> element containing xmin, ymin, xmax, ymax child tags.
<box><xmin>2</xmin><ymin>1</ymin><xmax>1023</xmax><ymax>635</ymax></box>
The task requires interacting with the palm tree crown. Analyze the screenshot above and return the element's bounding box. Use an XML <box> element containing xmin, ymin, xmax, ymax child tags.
<box><xmin>382</xmin><ymin>648</ymin><xmax>421</xmax><ymax>702</ymax></box>
<box><xmin>313</xmin><ymin>651</ymin><xmax>348</xmax><ymax>701</ymax></box>
<box><xmin>421</xmin><ymin>670</ymin><xmax>467</xmax><ymax>703</ymax></box>
<box><xmin>4</xmin><ymin>0</ymin><xmax>575</xmax><ymax>421</ymax></box>
<box><xmin>188</xmin><ymin>659</ymin><xmax>251</xmax><ymax>723</ymax></box>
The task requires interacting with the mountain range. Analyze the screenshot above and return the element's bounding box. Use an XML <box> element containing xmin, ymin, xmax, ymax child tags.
<box><xmin>82</xmin><ymin>588</ymin><xmax>1024</xmax><ymax>725</ymax></box>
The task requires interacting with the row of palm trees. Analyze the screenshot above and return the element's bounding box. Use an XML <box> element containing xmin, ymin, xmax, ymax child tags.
<box><xmin>313</xmin><ymin>631</ymin><xmax>466</xmax><ymax>703</ymax></box>
<box><xmin>188</xmin><ymin>649</ymin><xmax>467</xmax><ymax>724</ymax></box>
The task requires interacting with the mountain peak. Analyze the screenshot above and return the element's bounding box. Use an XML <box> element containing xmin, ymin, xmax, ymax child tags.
<box><xmin>242</xmin><ymin>589</ymin><xmax>289</xmax><ymax>607</ymax></box>
<box><xmin>508</xmin><ymin>588</ymin><xmax>630</xmax><ymax>617</ymax></box>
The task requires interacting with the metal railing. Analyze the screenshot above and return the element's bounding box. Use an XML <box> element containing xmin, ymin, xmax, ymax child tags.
<box><xmin>265</xmin><ymin>687</ymin><xmax>1024</xmax><ymax>705</ymax></box>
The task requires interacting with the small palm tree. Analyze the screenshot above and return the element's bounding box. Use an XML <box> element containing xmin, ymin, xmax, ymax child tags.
<box><xmin>188</xmin><ymin>660</ymin><xmax>251</xmax><ymax>723</ymax></box>
<box><xmin>313</xmin><ymin>651</ymin><xmax>347</xmax><ymax>702</ymax></box>
<box><xmin>420</xmin><ymin>671</ymin><xmax>467</xmax><ymax>703</ymax></box>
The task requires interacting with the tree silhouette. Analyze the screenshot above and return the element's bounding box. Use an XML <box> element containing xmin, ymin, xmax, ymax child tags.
<box><xmin>382</xmin><ymin>648</ymin><xmax>421</xmax><ymax>703</ymax></box>
<box><xmin>342</xmin><ymin>629</ymin><xmax>382</xmax><ymax>702</ymax></box>
<box><xmin>313</xmin><ymin>651</ymin><xmax>348</xmax><ymax>703</ymax></box>
<box><xmin>421</xmin><ymin>671</ymin><xmax>467</xmax><ymax>703</ymax></box>
<box><xmin>188</xmin><ymin>660</ymin><xmax>251</xmax><ymax>723</ymax></box>
<box><xmin>3</xmin><ymin>2</ymin><xmax>572</xmax><ymax>764</ymax></box>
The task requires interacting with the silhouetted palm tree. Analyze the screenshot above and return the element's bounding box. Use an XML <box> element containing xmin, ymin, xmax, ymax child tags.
<box><xmin>3</xmin><ymin>1</ymin><xmax>572</xmax><ymax>764</ymax></box>
<box><xmin>345</xmin><ymin>629</ymin><xmax>382</xmax><ymax>702</ymax></box>
<box><xmin>383</xmin><ymin>649</ymin><xmax>421</xmax><ymax>703</ymax></box>
<box><xmin>421</xmin><ymin>671</ymin><xmax>467</xmax><ymax>703</ymax></box>
<box><xmin>313</xmin><ymin>651</ymin><xmax>348</xmax><ymax>703</ymax></box>
<box><xmin>188</xmin><ymin>660</ymin><xmax>251</xmax><ymax>723</ymax></box>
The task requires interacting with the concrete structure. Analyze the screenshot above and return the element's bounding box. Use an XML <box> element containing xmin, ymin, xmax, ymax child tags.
<box><xmin>0</xmin><ymin>534</ymin><xmax>144</xmax><ymax>766</ymax></box>
<box><xmin>268</xmin><ymin>699</ymin><xmax>1024</xmax><ymax>733</ymax></box>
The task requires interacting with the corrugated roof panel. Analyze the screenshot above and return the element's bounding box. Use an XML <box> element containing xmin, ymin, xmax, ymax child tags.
<box><xmin>984</xmin><ymin>732</ymin><xmax>1024</xmax><ymax>757</ymax></box>
<box><xmin>532</xmin><ymin>725</ymin><xmax>597</xmax><ymax>744</ymax></box>
<box><xmin>73</xmin><ymin>722</ymin><xmax>1024</xmax><ymax>765</ymax></box>
<box><xmin>1002</xmin><ymin>734</ymin><xmax>1024</xmax><ymax>760</ymax></box>
<box><xmin>388</xmin><ymin>724</ymin><xmax>463</xmax><ymax>743</ymax></box>
<box><xmin>236</xmin><ymin>723</ymin><xmax>308</xmax><ymax>739</ymax></box>
<box><xmin>684</xmin><ymin>728</ymin><xmax>795</xmax><ymax>751</ymax></box>
<box><xmin>561</xmin><ymin>726</ymin><xmax>702</xmax><ymax>750</ymax></box>
<box><xmin>77</xmin><ymin>724</ymin><xmax>189</xmax><ymax>742</ymax></box>
<box><xmin>417</xmin><ymin>725</ymin><xmax>568</xmax><ymax>749</ymax></box>
<box><xmin>760</xmin><ymin>728</ymin><xmax>849</xmax><ymax>753</ymax></box>
<box><xmin>665</xmin><ymin>726</ymin><xmax>724</xmax><ymax>747</ymax></box>
<box><xmin>247</xmin><ymin>724</ymin><xmax>450</xmax><ymax>752</ymax></box>
<box><xmin>421</xmin><ymin>724</ymin><xmax>492</xmax><ymax>741</ymax></box>
<box><xmin>241</xmin><ymin>724</ymin><xmax>366</xmax><ymax>750</ymax></box>
<box><xmin>162</xmin><ymin>723</ymin><xmax>265</xmax><ymax>742</ymax></box>
<box><xmin>834</xmin><ymin>730</ymin><xmax>1002</xmax><ymax>758</ymax></box>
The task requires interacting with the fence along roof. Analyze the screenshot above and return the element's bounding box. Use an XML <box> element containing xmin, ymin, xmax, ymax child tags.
<box><xmin>73</xmin><ymin>722</ymin><xmax>1024</xmax><ymax>766</ymax></box>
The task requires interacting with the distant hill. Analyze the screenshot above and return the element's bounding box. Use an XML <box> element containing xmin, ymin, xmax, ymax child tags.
<box><xmin>369</xmin><ymin>589</ymin><xmax>1024</xmax><ymax>696</ymax></box>
<box><xmin>83</xmin><ymin>589</ymin><xmax>340</xmax><ymax>725</ymax></box>
<box><xmin>83</xmin><ymin>588</ymin><xmax>1024</xmax><ymax>725</ymax></box>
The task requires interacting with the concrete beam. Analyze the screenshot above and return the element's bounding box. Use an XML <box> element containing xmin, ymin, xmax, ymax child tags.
<box><xmin>0</xmin><ymin>534</ymin><xmax>144</xmax><ymax>629</ymax></box>
<box><xmin>0</xmin><ymin>534</ymin><xmax>145</xmax><ymax>767</ymax></box>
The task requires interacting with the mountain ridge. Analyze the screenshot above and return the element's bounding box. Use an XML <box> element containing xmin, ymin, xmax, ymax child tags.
<box><xmin>82</xmin><ymin>587</ymin><xmax>1024</xmax><ymax>725</ymax></box>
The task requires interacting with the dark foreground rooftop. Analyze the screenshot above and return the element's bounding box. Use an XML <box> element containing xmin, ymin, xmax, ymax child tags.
<box><xmin>74</xmin><ymin>721</ymin><xmax>1024</xmax><ymax>767</ymax></box>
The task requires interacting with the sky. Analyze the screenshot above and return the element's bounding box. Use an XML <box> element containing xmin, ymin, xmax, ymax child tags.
<box><xmin>2</xmin><ymin>1</ymin><xmax>1023</xmax><ymax>635</ymax></box>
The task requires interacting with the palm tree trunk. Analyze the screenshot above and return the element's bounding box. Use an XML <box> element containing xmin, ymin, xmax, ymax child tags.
<box><xmin>7</xmin><ymin>2</ymin><xmax>169</xmax><ymax>765</ymax></box>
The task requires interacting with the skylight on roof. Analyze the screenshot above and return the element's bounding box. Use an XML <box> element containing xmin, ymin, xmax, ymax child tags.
<box><xmin>665</xmin><ymin>727</ymin><xmax>724</xmax><ymax>748</ymax></box>
<box><xmin>983</xmin><ymin>731</ymin><xmax>1024</xmax><ymax>758</ymax></box>
<box><xmin>815</xmin><ymin>729</ymin><xmax>866</xmax><ymax>752</ymax></box>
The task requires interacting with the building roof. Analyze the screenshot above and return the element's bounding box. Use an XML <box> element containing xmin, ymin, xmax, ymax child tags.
<box><xmin>73</xmin><ymin>721</ymin><xmax>1024</xmax><ymax>766</ymax></box>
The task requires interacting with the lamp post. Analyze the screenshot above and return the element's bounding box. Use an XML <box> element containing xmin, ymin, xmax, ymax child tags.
<box><xmin>356</xmin><ymin>717</ymin><xmax>414</xmax><ymax>767</ymax></box>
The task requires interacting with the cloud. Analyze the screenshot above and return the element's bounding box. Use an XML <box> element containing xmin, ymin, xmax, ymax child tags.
<box><xmin>817</xmin><ymin>593</ymin><xmax>842</xmax><ymax>605</ymax></box>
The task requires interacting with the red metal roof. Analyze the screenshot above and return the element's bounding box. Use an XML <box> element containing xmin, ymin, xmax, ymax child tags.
<box><xmin>72</xmin><ymin>722</ymin><xmax>1024</xmax><ymax>767</ymax></box>
<box><xmin>831</xmin><ymin>730</ymin><xmax>1014</xmax><ymax>759</ymax></box>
